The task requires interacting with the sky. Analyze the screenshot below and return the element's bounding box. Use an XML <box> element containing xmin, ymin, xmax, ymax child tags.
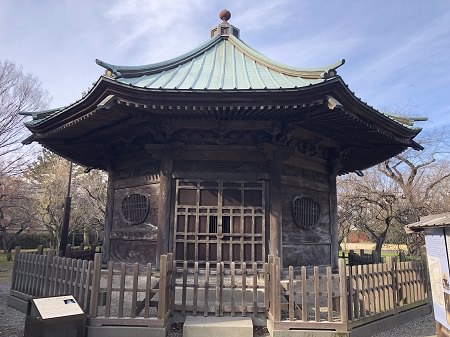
<box><xmin>1</xmin><ymin>1</ymin><xmax>450</xmax><ymax>130</ymax></box>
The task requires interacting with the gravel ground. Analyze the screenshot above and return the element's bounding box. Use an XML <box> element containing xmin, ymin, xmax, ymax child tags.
<box><xmin>373</xmin><ymin>313</ymin><xmax>436</xmax><ymax>337</ymax></box>
<box><xmin>0</xmin><ymin>273</ymin><xmax>437</xmax><ymax>337</ymax></box>
<box><xmin>0</xmin><ymin>277</ymin><xmax>24</xmax><ymax>337</ymax></box>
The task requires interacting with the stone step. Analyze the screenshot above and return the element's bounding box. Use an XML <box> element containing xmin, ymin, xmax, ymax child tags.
<box><xmin>183</xmin><ymin>315</ymin><xmax>253</xmax><ymax>337</ymax></box>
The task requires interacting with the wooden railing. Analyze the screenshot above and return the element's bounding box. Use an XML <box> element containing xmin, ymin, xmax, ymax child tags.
<box><xmin>10</xmin><ymin>248</ymin><xmax>430</xmax><ymax>333</ymax></box>
<box><xmin>267</xmin><ymin>256</ymin><xmax>430</xmax><ymax>332</ymax></box>
<box><xmin>89</xmin><ymin>253</ymin><xmax>173</xmax><ymax>327</ymax></box>
<box><xmin>173</xmin><ymin>261</ymin><xmax>267</xmax><ymax>317</ymax></box>
<box><xmin>9</xmin><ymin>248</ymin><xmax>173</xmax><ymax>328</ymax></box>
<box><xmin>346</xmin><ymin>258</ymin><xmax>428</xmax><ymax>329</ymax></box>
<box><xmin>267</xmin><ymin>257</ymin><xmax>347</xmax><ymax>331</ymax></box>
<box><xmin>10</xmin><ymin>247</ymin><xmax>94</xmax><ymax>312</ymax></box>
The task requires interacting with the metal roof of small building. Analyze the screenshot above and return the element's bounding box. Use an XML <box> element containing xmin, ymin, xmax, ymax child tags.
<box><xmin>405</xmin><ymin>213</ymin><xmax>450</xmax><ymax>233</ymax></box>
<box><xmin>95</xmin><ymin>23</ymin><xmax>344</xmax><ymax>91</ymax></box>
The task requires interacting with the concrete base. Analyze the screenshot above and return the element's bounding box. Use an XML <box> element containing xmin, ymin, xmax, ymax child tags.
<box><xmin>183</xmin><ymin>316</ymin><xmax>253</xmax><ymax>337</ymax></box>
<box><xmin>87</xmin><ymin>325</ymin><xmax>167</xmax><ymax>337</ymax></box>
<box><xmin>7</xmin><ymin>295</ymin><xmax>28</xmax><ymax>313</ymax></box>
<box><xmin>267</xmin><ymin>319</ymin><xmax>348</xmax><ymax>337</ymax></box>
<box><xmin>349</xmin><ymin>303</ymin><xmax>432</xmax><ymax>337</ymax></box>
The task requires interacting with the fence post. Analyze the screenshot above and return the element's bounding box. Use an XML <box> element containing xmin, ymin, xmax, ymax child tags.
<box><xmin>43</xmin><ymin>249</ymin><xmax>55</xmax><ymax>296</ymax></box>
<box><xmin>273</xmin><ymin>257</ymin><xmax>281</xmax><ymax>321</ymax></box>
<box><xmin>171</xmin><ymin>257</ymin><xmax>177</xmax><ymax>311</ymax></box>
<box><xmin>37</xmin><ymin>245</ymin><xmax>44</xmax><ymax>255</ymax></box>
<box><xmin>339</xmin><ymin>258</ymin><xmax>348</xmax><ymax>324</ymax></box>
<box><xmin>158</xmin><ymin>254</ymin><xmax>168</xmax><ymax>320</ymax></box>
<box><xmin>88</xmin><ymin>253</ymin><xmax>102</xmax><ymax>317</ymax></box>
<box><xmin>10</xmin><ymin>246</ymin><xmax>21</xmax><ymax>291</ymax></box>
<box><xmin>166</xmin><ymin>253</ymin><xmax>174</xmax><ymax>315</ymax></box>
<box><xmin>386</xmin><ymin>256</ymin><xmax>396</xmax><ymax>309</ymax></box>
<box><xmin>267</xmin><ymin>256</ymin><xmax>273</xmax><ymax>317</ymax></box>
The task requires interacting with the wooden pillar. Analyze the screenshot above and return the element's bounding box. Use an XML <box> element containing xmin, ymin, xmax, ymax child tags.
<box><xmin>102</xmin><ymin>170</ymin><xmax>115</xmax><ymax>264</ymax></box>
<box><xmin>329</xmin><ymin>173</ymin><xmax>339</xmax><ymax>270</ymax></box>
<box><xmin>157</xmin><ymin>158</ymin><xmax>173</xmax><ymax>265</ymax></box>
<box><xmin>269</xmin><ymin>154</ymin><xmax>282</xmax><ymax>261</ymax></box>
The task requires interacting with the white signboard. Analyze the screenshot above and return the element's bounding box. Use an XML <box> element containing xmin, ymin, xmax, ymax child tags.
<box><xmin>425</xmin><ymin>228</ymin><xmax>450</xmax><ymax>329</ymax></box>
<box><xmin>32</xmin><ymin>295</ymin><xmax>83</xmax><ymax>319</ymax></box>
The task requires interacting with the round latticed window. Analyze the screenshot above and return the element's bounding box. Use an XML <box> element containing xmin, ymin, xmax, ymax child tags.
<box><xmin>292</xmin><ymin>196</ymin><xmax>320</xmax><ymax>229</ymax></box>
<box><xmin>121</xmin><ymin>194</ymin><xmax>149</xmax><ymax>225</ymax></box>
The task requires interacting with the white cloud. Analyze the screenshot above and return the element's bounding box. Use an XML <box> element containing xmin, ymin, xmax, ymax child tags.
<box><xmin>102</xmin><ymin>1</ymin><xmax>208</xmax><ymax>63</ymax></box>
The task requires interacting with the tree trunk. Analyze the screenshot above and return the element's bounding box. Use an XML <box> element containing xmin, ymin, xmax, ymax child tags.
<box><xmin>374</xmin><ymin>237</ymin><xmax>385</xmax><ymax>258</ymax></box>
<box><xmin>1</xmin><ymin>236</ymin><xmax>8</xmax><ymax>255</ymax></box>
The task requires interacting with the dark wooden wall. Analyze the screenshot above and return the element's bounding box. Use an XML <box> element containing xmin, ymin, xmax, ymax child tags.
<box><xmin>102</xmin><ymin>146</ymin><xmax>339</xmax><ymax>268</ymax></box>
<box><xmin>107</xmin><ymin>160</ymin><xmax>161</xmax><ymax>264</ymax></box>
<box><xmin>280</xmin><ymin>162</ymin><xmax>334</xmax><ymax>267</ymax></box>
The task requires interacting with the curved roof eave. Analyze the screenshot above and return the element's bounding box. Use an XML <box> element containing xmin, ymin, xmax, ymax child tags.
<box><xmin>24</xmin><ymin>75</ymin><xmax>422</xmax><ymax>143</ymax></box>
<box><xmin>330</xmin><ymin>76</ymin><xmax>424</xmax><ymax>138</ymax></box>
<box><xmin>24</xmin><ymin>75</ymin><xmax>336</xmax><ymax>129</ymax></box>
<box><xmin>23</xmin><ymin>76</ymin><xmax>106</xmax><ymax>128</ymax></box>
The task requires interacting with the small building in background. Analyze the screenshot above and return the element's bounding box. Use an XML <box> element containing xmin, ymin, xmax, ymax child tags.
<box><xmin>406</xmin><ymin>212</ymin><xmax>450</xmax><ymax>337</ymax></box>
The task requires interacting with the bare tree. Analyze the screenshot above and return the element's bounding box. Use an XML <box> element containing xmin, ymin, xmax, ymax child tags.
<box><xmin>71</xmin><ymin>166</ymin><xmax>107</xmax><ymax>244</ymax></box>
<box><xmin>0</xmin><ymin>176</ymin><xmax>36</xmax><ymax>260</ymax></box>
<box><xmin>0</xmin><ymin>60</ymin><xmax>48</xmax><ymax>175</ymax></box>
<box><xmin>28</xmin><ymin>151</ymin><xmax>107</xmax><ymax>250</ymax></box>
<box><xmin>0</xmin><ymin>60</ymin><xmax>49</xmax><ymax>256</ymax></box>
<box><xmin>338</xmin><ymin>128</ymin><xmax>450</xmax><ymax>256</ymax></box>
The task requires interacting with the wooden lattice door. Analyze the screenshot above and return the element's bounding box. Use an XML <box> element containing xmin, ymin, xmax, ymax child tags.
<box><xmin>174</xmin><ymin>179</ymin><xmax>265</xmax><ymax>266</ymax></box>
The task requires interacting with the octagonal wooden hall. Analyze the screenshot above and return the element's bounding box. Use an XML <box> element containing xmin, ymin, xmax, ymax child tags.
<box><xmin>22</xmin><ymin>11</ymin><xmax>422</xmax><ymax>269</ymax></box>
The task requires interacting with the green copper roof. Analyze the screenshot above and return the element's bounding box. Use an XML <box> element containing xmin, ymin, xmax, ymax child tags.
<box><xmin>96</xmin><ymin>33</ymin><xmax>345</xmax><ymax>90</ymax></box>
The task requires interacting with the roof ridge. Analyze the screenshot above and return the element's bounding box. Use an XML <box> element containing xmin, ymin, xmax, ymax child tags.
<box><xmin>228</xmin><ymin>35</ymin><xmax>344</xmax><ymax>78</ymax></box>
<box><xmin>95</xmin><ymin>35</ymin><xmax>223</xmax><ymax>77</ymax></box>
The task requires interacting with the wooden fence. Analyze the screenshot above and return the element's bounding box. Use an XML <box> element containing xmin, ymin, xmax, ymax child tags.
<box><xmin>342</xmin><ymin>249</ymin><xmax>413</xmax><ymax>267</ymax></box>
<box><xmin>10</xmin><ymin>247</ymin><xmax>93</xmax><ymax>312</ymax></box>
<box><xmin>347</xmin><ymin>249</ymin><xmax>381</xmax><ymax>266</ymax></box>
<box><xmin>10</xmin><ymin>248</ymin><xmax>429</xmax><ymax>333</ymax></box>
<box><xmin>267</xmin><ymin>256</ymin><xmax>429</xmax><ymax>332</ymax></box>
<box><xmin>173</xmin><ymin>261</ymin><xmax>266</xmax><ymax>317</ymax></box>
<box><xmin>64</xmin><ymin>243</ymin><xmax>98</xmax><ymax>261</ymax></box>
<box><xmin>89</xmin><ymin>254</ymin><xmax>173</xmax><ymax>327</ymax></box>
<box><xmin>9</xmin><ymin>248</ymin><xmax>172</xmax><ymax>328</ymax></box>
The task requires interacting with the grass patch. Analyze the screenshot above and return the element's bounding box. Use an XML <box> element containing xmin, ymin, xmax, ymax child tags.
<box><xmin>0</xmin><ymin>252</ymin><xmax>14</xmax><ymax>282</ymax></box>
